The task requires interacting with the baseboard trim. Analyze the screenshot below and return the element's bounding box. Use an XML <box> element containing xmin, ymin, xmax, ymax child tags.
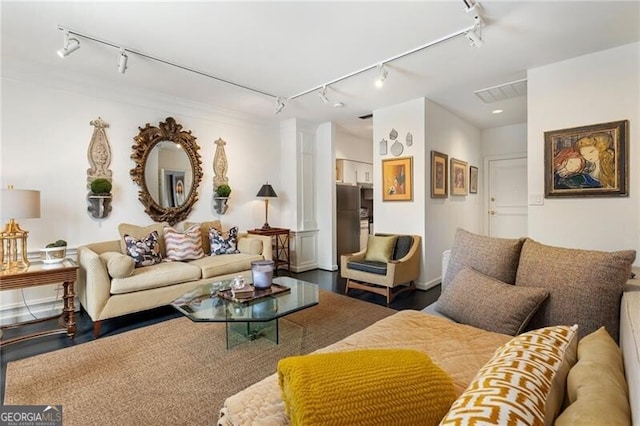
<box><xmin>0</xmin><ymin>296</ymin><xmax>74</xmax><ymax>326</ymax></box>
<box><xmin>415</xmin><ymin>277</ymin><xmax>441</xmax><ymax>291</ymax></box>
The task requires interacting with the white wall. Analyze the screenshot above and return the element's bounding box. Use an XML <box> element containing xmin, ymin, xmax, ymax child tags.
<box><xmin>481</xmin><ymin>123</ymin><xmax>527</xmax><ymax>157</ymax></box>
<box><xmin>335</xmin><ymin>126</ymin><xmax>372</xmax><ymax>163</ymax></box>
<box><xmin>527</xmin><ymin>42</ymin><xmax>639</xmax><ymax>256</ymax></box>
<box><xmin>1</xmin><ymin>60</ymin><xmax>281</xmax><ymax>317</ymax></box>
<box><xmin>425</xmin><ymin>99</ymin><xmax>482</xmax><ymax>285</ymax></box>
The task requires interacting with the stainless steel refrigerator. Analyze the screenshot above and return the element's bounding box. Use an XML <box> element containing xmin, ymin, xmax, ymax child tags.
<box><xmin>336</xmin><ymin>183</ymin><xmax>361</xmax><ymax>265</ymax></box>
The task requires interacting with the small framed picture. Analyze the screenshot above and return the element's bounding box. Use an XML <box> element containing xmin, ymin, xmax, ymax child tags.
<box><xmin>430</xmin><ymin>151</ymin><xmax>448</xmax><ymax>198</ymax></box>
<box><xmin>382</xmin><ymin>156</ymin><xmax>413</xmax><ymax>201</ymax></box>
<box><xmin>469</xmin><ymin>166</ymin><xmax>478</xmax><ymax>194</ymax></box>
<box><xmin>450</xmin><ymin>158</ymin><xmax>468</xmax><ymax>196</ymax></box>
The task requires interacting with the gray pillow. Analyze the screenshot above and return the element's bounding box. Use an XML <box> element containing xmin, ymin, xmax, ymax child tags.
<box><xmin>515</xmin><ymin>238</ymin><xmax>636</xmax><ymax>342</ymax></box>
<box><xmin>435</xmin><ymin>267</ymin><xmax>549</xmax><ymax>336</ymax></box>
<box><xmin>443</xmin><ymin>228</ymin><xmax>525</xmax><ymax>288</ymax></box>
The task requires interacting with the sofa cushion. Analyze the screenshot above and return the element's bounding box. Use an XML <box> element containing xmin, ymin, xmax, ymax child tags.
<box><xmin>118</xmin><ymin>222</ymin><xmax>168</xmax><ymax>257</ymax></box>
<box><xmin>123</xmin><ymin>231</ymin><xmax>163</xmax><ymax>268</ymax></box>
<box><xmin>515</xmin><ymin>238</ymin><xmax>636</xmax><ymax>341</ymax></box>
<box><xmin>237</xmin><ymin>237</ymin><xmax>263</xmax><ymax>255</ymax></box>
<box><xmin>99</xmin><ymin>251</ymin><xmax>135</xmax><ymax>279</ymax></box>
<box><xmin>188</xmin><ymin>253</ymin><xmax>263</xmax><ymax>279</ymax></box>
<box><xmin>210</xmin><ymin>226</ymin><xmax>240</xmax><ymax>255</ymax></box>
<box><xmin>346</xmin><ymin>260</ymin><xmax>387</xmax><ymax>275</ymax></box>
<box><xmin>364</xmin><ymin>235</ymin><xmax>397</xmax><ymax>262</ymax></box>
<box><xmin>164</xmin><ymin>224</ymin><xmax>204</xmax><ymax>261</ymax></box>
<box><xmin>555</xmin><ymin>327</ymin><xmax>630</xmax><ymax>426</ymax></box>
<box><xmin>443</xmin><ymin>228</ymin><xmax>525</xmax><ymax>289</ymax></box>
<box><xmin>110</xmin><ymin>261</ymin><xmax>201</xmax><ymax>294</ymax></box>
<box><xmin>278</xmin><ymin>349</ymin><xmax>455</xmax><ymax>426</ymax></box>
<box><xmin>434</xmin><ymin>267</ymin><xmax>549</xmax><ymax>336</ymax></box>
<box><xmin>184</xmin><ymin>220</ymin><xmax>222</xmax><ymax>255</ymax></box>
<box><xmin>441</xmin><ymin>325</ymin><xmax>578</xmax><ymax>426</ymax></box>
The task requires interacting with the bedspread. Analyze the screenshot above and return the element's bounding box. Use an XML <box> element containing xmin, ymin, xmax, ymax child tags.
<box><xmin>218</xmin><ymin>309</ymin><xmax>512</xmax><ymax>426</ymax></box>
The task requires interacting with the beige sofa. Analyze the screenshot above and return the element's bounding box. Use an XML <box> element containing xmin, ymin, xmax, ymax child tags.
<box><xmin>218</xmin><ymin>228</ymin><xmax>639</xmax><ymax>425</ymax></box>
<box><xmin>76</xmin><ymin>221</ymin><xmax>272</xmax><ymax>338</ymax></box>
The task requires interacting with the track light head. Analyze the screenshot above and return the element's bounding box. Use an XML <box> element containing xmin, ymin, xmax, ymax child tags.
<box><xmin>317</xmin><ymin>86</ymin><xmax>330</xmax><ymax>104</ymax></box>
<box><xmin>374</xmin><ymin>64</ymin><xmax>388</xmax><ymax>88</ymax></box>
<box><xmin>57</xmin><ymin>31</ymin><xmax>80</xmax><ymax>58</ymax></box>
<box><xmin>275</xmin><ymin>97</ymin><xmax>285</xmax><ymax>114</ymax></box>
<box><xmin>466</xmin><ymin>28</ymin><xmax>484</xmax><ymax>47</ymax></box>
<box><xmin>118</xmin><ymin>49</ymin><xmax>128</xmax><ymax>74</ymax></box>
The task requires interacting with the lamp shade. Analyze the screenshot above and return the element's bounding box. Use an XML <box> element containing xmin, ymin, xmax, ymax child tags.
<box><xmin>256</xmin><ymin>184</ymin><xmax>278</xmax><ymax>198</ymax></box>
<box><xmin>1</xmin><ymin>188</ymin><xmax>41</xmax><ymax>220</ymax></box>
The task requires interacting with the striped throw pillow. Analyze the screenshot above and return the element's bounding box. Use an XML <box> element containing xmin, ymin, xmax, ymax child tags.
<box><xmin>164</xmin><ymin>225</ymin><xmax>204</xmax><ymax>261</ymax></box>
<box><xmin>440</xmin><ymin>325</ymin><xmax>578</xmax><ymax>426</ymax></box>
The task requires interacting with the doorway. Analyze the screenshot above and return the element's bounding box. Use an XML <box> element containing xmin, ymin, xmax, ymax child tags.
<box><xmin>485</xmin><ymin>155</ymin><xmax>528</xmax><ymax>238</ymax></box>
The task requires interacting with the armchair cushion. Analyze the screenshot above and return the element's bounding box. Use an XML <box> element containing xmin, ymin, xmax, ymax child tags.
<box><xmin>364</xmin><ymin>235</ymin><xmax>397</xmax><ymax>263</ymax></box>
<box><xmin>346</xmin><ymin>260</ymin><xmax>387</xmax><ymax>276</ymax></box>
<box><xmin>392</xmin><ymin>235</ymin><xmax>414</xmax><ymax>260</ymax></box>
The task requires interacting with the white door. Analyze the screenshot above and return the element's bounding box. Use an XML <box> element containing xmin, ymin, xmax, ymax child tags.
<box><xmin>487</xmin><ymin>157</ymin><xmax>528</xmax><ymax>238</ymax></box>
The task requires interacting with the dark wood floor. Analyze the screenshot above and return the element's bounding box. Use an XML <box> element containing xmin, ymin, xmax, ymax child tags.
<box><xmin>0</xmin><ymin>269</ymin><xmax>440</xmax><ymax>403</ymax></box>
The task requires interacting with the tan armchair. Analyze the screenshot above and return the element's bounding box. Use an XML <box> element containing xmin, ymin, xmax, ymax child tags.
<box><xmin>341</xmin><ymin>234</ymin><xmax>421</xmax><ymax>304</ymax></box>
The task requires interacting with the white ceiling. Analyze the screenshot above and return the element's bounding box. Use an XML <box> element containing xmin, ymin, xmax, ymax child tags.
<box><xmin>2</xmin><ymin>1</ymin><xmax>639</xmax><ymax>139</ymax></box>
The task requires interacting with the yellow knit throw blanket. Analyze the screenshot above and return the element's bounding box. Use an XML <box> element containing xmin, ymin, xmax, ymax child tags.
<box><xmin>277</xmin><ymin>349</ymin><xmax>455</xmax><ymax>426</ymax></box>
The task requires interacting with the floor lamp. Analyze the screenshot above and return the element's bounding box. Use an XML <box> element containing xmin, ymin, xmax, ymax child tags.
<box><xmin>256</xmin><ymin>183</ymin><xmax>278</xmax><ymax>230</ymax></box>
<box><xmin>1</xmin><ymin>186</ymin><xmax>41</xmax><ymax>270</ymax></box>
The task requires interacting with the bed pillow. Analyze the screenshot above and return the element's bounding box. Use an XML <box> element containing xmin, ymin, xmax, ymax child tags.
<box><xmin>123</xmin><ymin>231</ymin><xmax>163</xmax><ymax>268</ymax></box>
<box><xmin>278</xmin><ymin>349</ymin><xmax>455</xmax><ymax>426</ymax></box>
<box><xmin>118</xmin><ymin>222</ymin><xmax>168</xmax><ymax>257</ymax></box>
<box><xmin>210</xmin><ymin>226</ymin><xmax>239</xmax><ymax>255</ymax></box>
<box><xmin>441</xmin><ymin>325</ymin><xmax>578</xmax><ymax>426</ymax></box>
<box><xmin>434</xmin><ymin>267</ymin><xmax>549</xmax><ymax>335</ymax></box>
<box><xmin>364</xmin><ymin>235</ymin><xmax>397</xmax><ymax>262</ymax></box>
<box><xmin>515</xmin><ymin>238</ymin><xmax>636</xmax><ymax>341</ymax></box>
<box><xmin>443</xmin><ymin>228</ymin><xmax>524</xmax><ymax>289</ymax></box>
<box><xmin>163</xmin><ymin>224</ymin><xmax>204</xmax><ymax>261</ymax></box>
<box><xmin>555</xmin><ymin>327</ymin><xmax>631</xmax><ymax>425</ymax></box>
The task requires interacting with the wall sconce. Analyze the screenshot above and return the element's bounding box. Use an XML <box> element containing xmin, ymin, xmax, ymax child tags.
<box><xmin>256</xmin><ymin>183</ymin><xmax>278</xmax><ymax>230</ymax></box>
<box><xmin>1</xmin><ymin>186</ymin><xmax>41</xmax><ymax>270</ymax></box>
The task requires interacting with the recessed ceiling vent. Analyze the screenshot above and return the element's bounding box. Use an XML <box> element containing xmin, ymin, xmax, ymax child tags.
<box><xmin>474</xmin><ymin>78</ymin><xmax>527</xmax><ymax>103</ymax></box>
<box><xmin>359</xmin><ymin>113</ymin><xmax>373</xmax><ymax>120</ymax></box>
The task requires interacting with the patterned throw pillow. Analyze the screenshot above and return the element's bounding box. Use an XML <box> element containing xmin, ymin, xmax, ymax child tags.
<box><xmin>123</xmin><ymin>231</ymin><xmax>162</xmax><ymax>268</ymax></box>
<box><xmin>163</xmin><ymin>225</ymin><xmax>204</xmax><ymax>261</ymax></box>
<box><xmin>440</xmin><ymin>325</ymin><xmax>578</xmax><ymax>426</ymax></box>
<box><xmin>209</xmin><ymin>226</ymin><xmax>239</xmax><ymax>255</ymax></box>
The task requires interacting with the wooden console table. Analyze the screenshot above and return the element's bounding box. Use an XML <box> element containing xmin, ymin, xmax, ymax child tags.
<box><xmin>0</xmin><ymin>259</ymin><xmax>78</xmax><ymax>346</ymax></box>
<box><xmin>248</xmin><ymin>228</ymin><xmax>291</xmax><ymax>274</ymax></box>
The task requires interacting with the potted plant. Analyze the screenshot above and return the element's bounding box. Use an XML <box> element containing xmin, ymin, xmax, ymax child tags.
<box><xmin>213</xmin><ymin>183</ymin><xmax>231</xmax><ymax>214</ymax></box>
<box><xmin>87</xmin><ymin>178</ymin><xmax>113</xmax><ymax>219</ymax></box>
<box><xmin>41</xmin><ymin>239</ymin><xmax>67</xmax><ymax>264</ymax></box>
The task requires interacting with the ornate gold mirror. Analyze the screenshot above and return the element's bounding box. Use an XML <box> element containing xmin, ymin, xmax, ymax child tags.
<box><xmin>130</xmin><ymin>117</ymin><xmax>203</xmax><ymax>225</ymax></box>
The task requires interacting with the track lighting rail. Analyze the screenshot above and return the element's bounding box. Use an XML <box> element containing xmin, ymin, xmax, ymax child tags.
<box><xmin>57</xmin><ymin>25</ymin><xmax>278</xmax><ymax>99</ymax></box>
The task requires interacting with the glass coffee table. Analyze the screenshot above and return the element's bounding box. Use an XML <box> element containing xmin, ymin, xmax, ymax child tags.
<box><xmin>171</xmin><ymin>276</ymin><xmax>319</xmax><ymax>348</ymax></box>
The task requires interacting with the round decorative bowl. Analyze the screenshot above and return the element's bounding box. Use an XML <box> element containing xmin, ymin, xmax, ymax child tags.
<box><xmin>40</xmin><ymin>247</ymin><xmax>66</xmax><ymax>264</ymax></box>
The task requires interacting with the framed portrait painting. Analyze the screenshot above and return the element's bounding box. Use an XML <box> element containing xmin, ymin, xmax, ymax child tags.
<box><xmin>450</xmin><ymin>158</ymin><xmax>468</xmax><ymax>196</ymax></box>
<box><xmin>469</xmin><ymin>166</ymin><xmax>478</xmax><ymax>194</ymax></box>
<box><xmin>544</xmin><ymin>120</ymin><xmax>629</xmax><ymax>197</ymax></box>
<box><xmin>382</xmin><ymin>156</ymin><xmax>413</xmax><ymax>201</ymax></box>
<box><xmin>430</xmin><ymin>151</ymin><xmax>448</xmax><ymax>198</ymax></box>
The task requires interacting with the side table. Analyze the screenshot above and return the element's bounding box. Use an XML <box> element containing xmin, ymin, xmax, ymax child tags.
<box><xmin>247</xmin><ymin>228</ymin><xmax>290</xmax><ymax>274</ymax></box>
<box><xmin>0</xmin><ymin>259</ymin><xmax>78</xmax><ymax>347</ymax></box>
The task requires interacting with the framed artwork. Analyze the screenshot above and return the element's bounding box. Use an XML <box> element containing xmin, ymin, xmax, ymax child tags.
<box><xmin>469</xmin><ymin>166</ymin><xmax>478</xmax><ymax>194</ymax></box>
<box><xmin>450</xmin><ymin>158</ymin><xmax>468</xmax><ymax>196</ymax></box>
<box><xmin>161</xmin><ymin>169</ymin><xmax>186</xmax><ymax>207</ymax></box>
<box><xmin>382</xmin><ymin>156</ymin><xmax>413</xmax><ymax>201</ymax></box>
<box><xmin>430</xmin><ymin>151</ymin><xmax>448</xmax><ymax>198</ymax></box>
<box><xmin>544</xmin><ymin>120</ymin><xmax>629</xmax><ymax>197</ymax></box>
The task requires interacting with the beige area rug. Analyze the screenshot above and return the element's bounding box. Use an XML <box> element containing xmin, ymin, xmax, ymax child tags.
<box><xmin>4</xmin><ymin>290</ymin><xmax>396</xmax><ymax>426</ymax></box>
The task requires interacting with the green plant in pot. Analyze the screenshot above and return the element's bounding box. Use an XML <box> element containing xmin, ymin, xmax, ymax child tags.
<box><xmin>90</xmin><ymin>178</ymin><xmax>112</xmax><ymax>195</ymax></box>
<box><xmin>215</xmin><ymin>184</ymin><xmax>231</xmax><ymax>198</ymax></box>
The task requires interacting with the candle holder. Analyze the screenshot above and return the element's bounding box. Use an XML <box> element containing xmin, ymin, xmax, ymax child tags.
<box><xmin>251</xmin><ymin>260</ymin><xmax>275</xmax><ymax>289</ymax></box>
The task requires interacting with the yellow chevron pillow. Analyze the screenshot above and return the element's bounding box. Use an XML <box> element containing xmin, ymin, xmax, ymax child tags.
<box><xmin>278</xmin><ymin>349</ymin><xmax>455</xmax><ymax>426</ymax></box>
<box><xmin>440</xmin><ymin>325</ymin><xmax>578</xmax><ymax>426</ymax></box>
